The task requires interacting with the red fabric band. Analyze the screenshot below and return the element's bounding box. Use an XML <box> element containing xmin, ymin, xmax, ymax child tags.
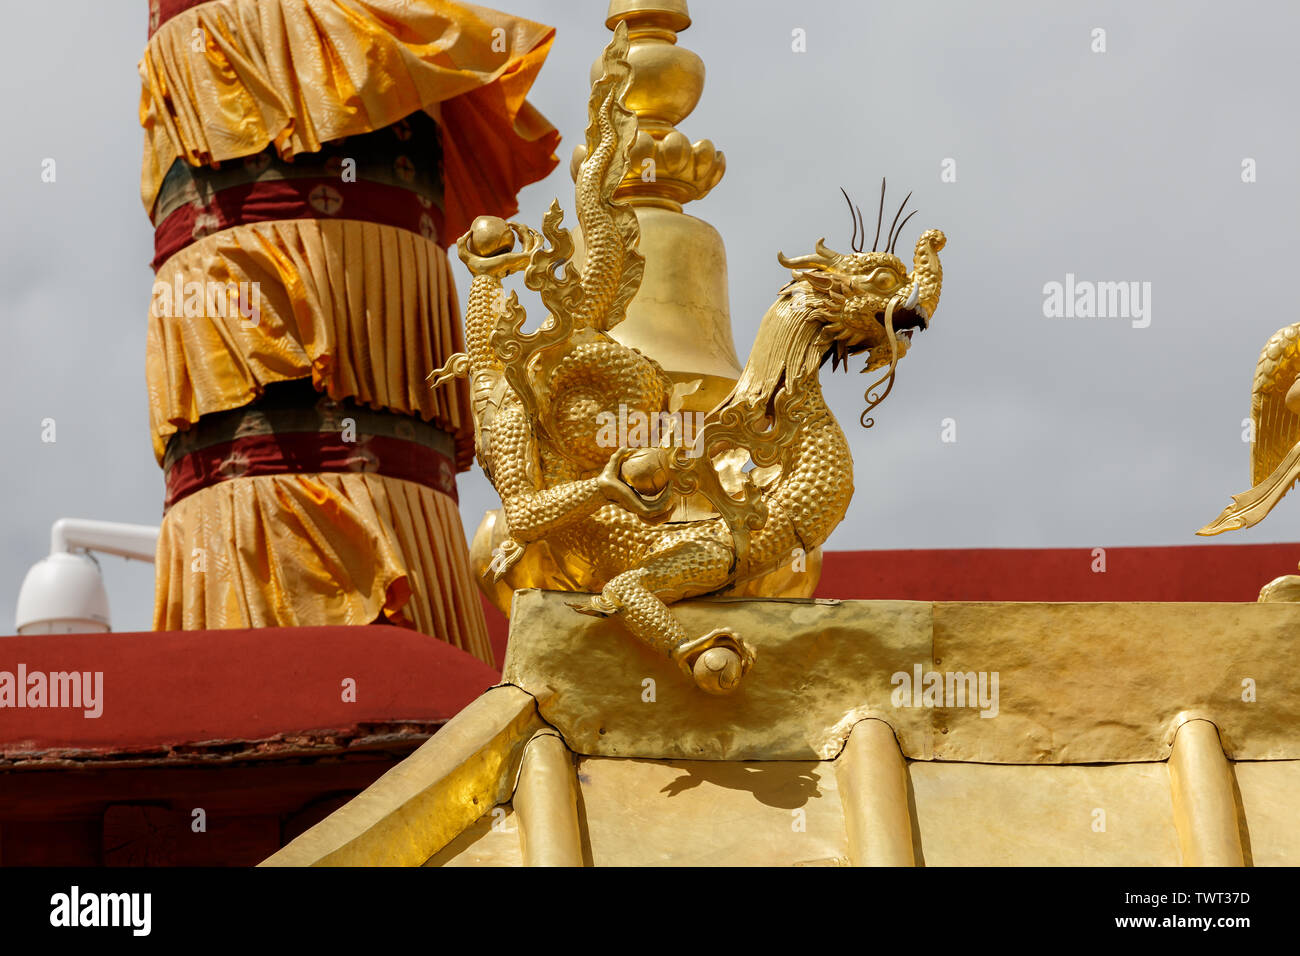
<box><xmin>164</xmin><ymin>432</ymin><xmax>459</xmax><ymax>510</ymax></box>
<box><xmin>152</xmin><ymin>176</ymin><xmax>443</xmax><ymax>270</ymax></box>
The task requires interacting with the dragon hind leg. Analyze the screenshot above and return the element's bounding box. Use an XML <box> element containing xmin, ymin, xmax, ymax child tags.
<box><xmin>568</xmin><ymin>540</ymin><xmax>755</xmax><ymax>695</ymax></box>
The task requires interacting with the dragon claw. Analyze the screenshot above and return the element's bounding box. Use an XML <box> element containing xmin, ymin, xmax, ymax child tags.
<box><xmin>457</xmin><ymin>219</ymin><xmax>540</xmax><ymax>278</ymax></box>
<box><xmin>568</xmin><ymin>592</ymin><xmax>621</xmax><ymax>617</ymax></box>
<box><xmin>487</xmin><ymin>538</ymin><xmax>525</xmax><ymax>583</ymax></box>
<box><xmin>427</xmin><ymin>353</ymin><xmax>470</xmax><ymax>388</ymax></box>
<box><xmin>598</xmin><ymin>449</ymin><xmax>675</xmax><ymax>520</ymax></box>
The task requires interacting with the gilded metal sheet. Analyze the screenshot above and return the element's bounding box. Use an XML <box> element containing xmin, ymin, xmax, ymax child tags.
<box><xmin>575</xmin><ymin>756</ymin><xmax>849</xmax><ymax>866</ymax></box>
<box><xmin>261</xmin><ymin>686</ymin><xmax>544</xmax><ymax>866</ymax></box>
<box><xmin>908</xmin><ymin>761</ymin><xmax>1181</xmax><ymax>866</ymax></box>
<box><xmin>419</xmin><ymin>757</ymin><xmax>1298</xmax><ymax>868</ymax></box>
<box><xmin>424</xmin><ymin>804</ymin><xmax>522</xmax><ymax>868</ymax></box>
<box><xmin>933</xmin><ymin>602</ymin><xmax>1300</xmax><ymax>763</ymax></box>
<box><xmin>503</xmin><ymin>590</ymin><xmax>932</xmax><ymax>760</ymax></box>
<box><xmin>505</xmin><ymin>591</ymin><xmax>1300</xmax><ymax>763</ymax></box>
<box><xmin>1233</xmin><ymin>760</ymin><xmax>1300</xmax><ymax>866</ymax></box>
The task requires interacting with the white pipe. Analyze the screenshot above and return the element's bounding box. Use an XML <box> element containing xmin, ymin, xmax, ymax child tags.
<box><xmin>50</xmin><ymin>518</ymin><xmax>159</xmax><ymax>563</ymax></box>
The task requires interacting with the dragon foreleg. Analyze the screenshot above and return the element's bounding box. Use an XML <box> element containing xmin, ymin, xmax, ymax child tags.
<box><xmin>569</xmin><ymin>536</ymin><xmax>755</xmax><ymax>695</ymax></box>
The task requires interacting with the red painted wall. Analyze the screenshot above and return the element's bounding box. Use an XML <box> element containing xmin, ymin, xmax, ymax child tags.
<box><xmin>0</xmin><ymin>625</ymin><xmax>500</xmax><ymax>757</ymax></box>
<box><xmin>814</xmin><ymin>542</ymin><xmax>1300</xmax><ymax>603</ymax></box>
<box><xmin>479</xmin><ymin>542</ymin><xmax>1300</xmax><ymax>660</ymax></box>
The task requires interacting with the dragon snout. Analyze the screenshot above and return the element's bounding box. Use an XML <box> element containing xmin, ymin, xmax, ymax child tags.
<box><xmin>918</xmin><ymin>228</ymin><xmax>946</xmax><ymax>253</ymax></box>
<box><xmin>908</xmin><ymin>228</ymin><xmax>946</xmax><ymax>327</ymax></box>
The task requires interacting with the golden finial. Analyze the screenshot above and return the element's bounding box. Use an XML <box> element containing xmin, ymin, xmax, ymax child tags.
<box><xmin>567</xmin><ymin>0</ymin><xmax>740</xmax><ymax>414</ymax></box>
<box><xmin>569</xmin><ymin>0</ymin><xmax>724</xmax><ymax>209</ymax></box>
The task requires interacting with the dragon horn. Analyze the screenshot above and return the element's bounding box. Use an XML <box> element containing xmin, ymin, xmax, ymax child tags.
<box><xmin>814</xmin><ymin>238</ymin><xmax>843</xmax><ymax>260</ymax></box>
<box><xmin>778</xmin><ymin>250</ymin><xmax>832</xmax><ymax>270</ymax></box>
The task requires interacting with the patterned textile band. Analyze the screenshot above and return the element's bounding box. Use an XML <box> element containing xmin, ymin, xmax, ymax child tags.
<box><xmin>163</xmin><ymin>384</ymin><xmax>457</xmax><ymax>510</ymax></box>
<box><xmin>152</xmin><ymin>112</ymin><xmax>443</xmax><ymax>269</ymax></box>
<box><xmin>147</xmin><ymin>0</ymin><xmax>209</xmax><ymax>36</ymax></box>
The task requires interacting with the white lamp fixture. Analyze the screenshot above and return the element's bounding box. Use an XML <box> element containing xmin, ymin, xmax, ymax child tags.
<box><xmin>14</xmin><ymin>519</ymin><xmax>160</xmax><ymax>635</ymax></box>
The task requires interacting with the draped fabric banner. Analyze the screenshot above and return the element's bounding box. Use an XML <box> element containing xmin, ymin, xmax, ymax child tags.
<box><xmin>138</xmin><ymin>0</ymin><xmax>561</xmax><ymax>664</ymax></box>
<box><xmin>138</xmin><ymin>0</ymin><xmax>560</xmax><ymax>242</ymax></box>
<box><xmin>153</xmin><ymin>471</ymin><xmax>494</xmax><ymax>663</ymax></box>
<box><xmin>160</xmin><ymin>383</ymin><xmax>461</xmax><ymax>508</ymax></box>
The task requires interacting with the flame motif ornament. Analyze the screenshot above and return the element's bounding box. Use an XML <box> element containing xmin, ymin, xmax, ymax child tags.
<box><xmin>1199</xmin><ymin>323</ymin><xmax>1300</xmax><ymax>601</ymax></box>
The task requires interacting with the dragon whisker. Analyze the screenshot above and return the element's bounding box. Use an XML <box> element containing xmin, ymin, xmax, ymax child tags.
<box><xmin>884</xmin><ymin>191</ymin><xmax>912</xmax><ymax>258</ymax></box>
<box><xmin>840</xmin><ymin>186</ymin><xmax>862</xmax><ymax>254</ymax></box>
<box><xmin>860</xmin><ymin>299</ymin><xmax>902</xmax><ymax>429</ymax></box>
<box><xmin>872</xmin><ymin>177</ymin><xmax>886</xmax><ymax>252</ymax></box>
<box><xmin>889</xmin><ymin>210</ymin><xmax>918</xmax><ymax>255</ymax></box>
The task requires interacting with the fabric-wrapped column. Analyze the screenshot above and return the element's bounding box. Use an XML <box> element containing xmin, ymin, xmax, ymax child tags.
<box><xmin>139</xmin><ymin>0</ymin><xmax>560</xmax><ymax>664</ymax></box>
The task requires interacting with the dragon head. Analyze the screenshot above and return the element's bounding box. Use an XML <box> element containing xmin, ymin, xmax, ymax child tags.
<box><xmin>779</xmin><ymin>186</ymin><xmax>945</xmax><ymax>376</ymax></box>
<box><xmin>780</xmin><ymin>233</ymin><xmax>946</xmax><ymax>372</ymax></box>
<box><xmin>774</xmin><ymin>185</ymin><xmax>945</xmax><ymax>426</ymax></box>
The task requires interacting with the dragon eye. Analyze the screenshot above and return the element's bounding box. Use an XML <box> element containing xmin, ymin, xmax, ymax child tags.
<box><xmin>868</xmin><ymin>270</ymin><xmax>900</xmax><ymax>292</ymax></box>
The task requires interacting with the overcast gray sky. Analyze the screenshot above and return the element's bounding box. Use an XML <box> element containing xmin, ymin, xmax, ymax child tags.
<box><xmin>3</xmin><ymin>0</ymin><xmax>1297</xmax><ymax>633</ymax></box>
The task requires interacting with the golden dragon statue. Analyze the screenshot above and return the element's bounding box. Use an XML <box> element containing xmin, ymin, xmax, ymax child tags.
<box><xmin>1199</xmin><ymin>323</ymin><xmax>1300</xmax><ymax>601</ymax></box>
<box><xmin>432</xmin><ymin>24</ymin><xmax>946</xmax><ymax>693</ymax></box>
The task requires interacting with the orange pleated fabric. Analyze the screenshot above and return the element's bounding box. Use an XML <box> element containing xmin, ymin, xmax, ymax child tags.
<box><xmin>138</xmin><ymin>0</ymin><xmax>560</xmax><ymax>238</ymax></box>
<box><xmin>146</xmin><ymin>218</ymin><xmax>474</xmax><ymax>468</ymax></box>
<box><xmin>153</xmin><ymin>471</ymin><xmax>493</xmax><ymax>664</ymax></box>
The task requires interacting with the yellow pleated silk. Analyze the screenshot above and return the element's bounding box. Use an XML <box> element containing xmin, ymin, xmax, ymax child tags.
<box><xmin>154</xmin><ymin>472</ymin><xmax>492</xmax><ymax>663</ymax></box>
<box><xmin>146</xmin><ymin>219</ymin><xmax>473</xmax><ymax>467</ymax></box>
<box><xmin>148</xmin><ymin>219</ymin><xmax>492</xmax><ymax>662</ymax></box>
<box><xmin>146</xmin><ymin>218</ymin><xmax>492</xmax><ymax>660</ymax></box>
<box><xmin>138</xmin><ymin>0</ymin><xmax>558</xmax><ymax>217</ymax></box>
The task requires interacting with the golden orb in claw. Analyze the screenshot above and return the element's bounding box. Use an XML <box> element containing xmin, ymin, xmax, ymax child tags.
<box><xmin>468</xmin><ymin>216</ymin><xmax>514</xmax><ymax>257</ymax></box>
<box><xmin>692</xmin><ymin>646</ymin><xmax>744</xmax><ymax>695</ymax></box>
<box><xmin>620</xmin><ymin>447</ymin><xmax>672</xmax><ymax>496</ymax></box>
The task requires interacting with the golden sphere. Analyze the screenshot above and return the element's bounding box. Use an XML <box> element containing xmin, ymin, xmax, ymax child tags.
<box><xmin>468</xmin><ymin>216</ymin><xmax>514</xmax><ymax>257</ymax></box>
<box><xmin>620</xmin><ymin>447</ymin><xmax>671</xmax><ymax>495</ymax></box>
<box><xmin>692</xmin><ymin>646</ymin><xmax>743</xmax><ymax>695</ymax></box>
